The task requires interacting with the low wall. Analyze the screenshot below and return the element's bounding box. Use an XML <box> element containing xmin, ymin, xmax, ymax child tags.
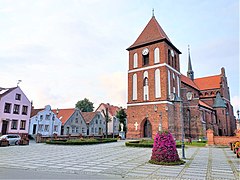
<box><xmin>207</xmin><ymin>129</ymin><xmax>240</xmax><ymax>146</ymax></box>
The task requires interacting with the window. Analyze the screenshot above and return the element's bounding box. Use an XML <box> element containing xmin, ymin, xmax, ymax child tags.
<box><xmin>133</xmin><ymin>53</ymin><xmax>138</xmax><ymax>68</ymax></box>
<box><xmin>15</xmin><ymin>93</ymin><xmax>21</xmax><ymax>100</ymax></box>
<box><xmin>168</xmin><ymin>50</ymin><xmax>171</xmax><ymax>65</ymax></box>
<box><xmin>155</xmin><ymin>69</ymin><xmax>161</xmax><ymax>98</ymax></box>
<box><xmin>177</xmin><ymin>76</ymin><xmax>180</xmax><ymax>97</ymax></box>
<box><xmin>91</xmin><ymin>127</ymin><xmax>94</xmax><ymax>133</ymax></box>
<box><xmin>95</xmin><ymin>127</ymin><xmax>97</xmax><ymax>133</ymax></box>
<box><xmin>96</xmin><ymin>119</ymin><xmax>98</xmax><ymax>124</ymax></box>
<box><xmin>132</xmin><ymin>73</ymin><xmax>137</xmax><ymax>100</ymax></box>
<box><xmin>22</xmin><ymin>106</ymin><xmax>28</xmax><ymax>115</ymax></box>
<box><xmin>143</xmin><ymin>71</ymin><xmax>149</xmax><ymax>101</ymax></box>
<box><xmin>97</xmin><ymin>114</ymin><xmax>100</xmax><ymax>119</ymax></box>
<box><xmin>82</xmin><ymin>127</ymin><xmax>86</xmax><ymax>134</ymax></box>
<box><xmin>168</xmin><ymin>70</ymin><xmax>171</xmax><ymax>98</ymax></box>
<box><xmin>75</xmin><ymin>118</ymin><xmax>78</xmax><ymax>123</ymax></box>
<box><xmin>100</xmin><ymin>120</ymin><xmax>102</xmax><ymax>124</ymax></box>
<box><xmin>45</xmin><ymin>114</ymin><xmax>50</xmax><ymax>120</ymax></box>
<box><xmin>154</xmin><ymin>48</ymin><xmax>160</xmax><ymax>63</ymax></box>
<box><xmin>13</xmin><ymin>104</ymin><xmax>20</xmax><ymax>114</ymax></box>
<box><xmin>172</xmin><ymin>73</ymin><xmax>176</xmax><ymax>93</ymax></box>
<box><xmin>39</xmin><ymin>124</ymin><xmax>43</xmax><ymax>131</ymax></box>
<box><xmin>72</xmin><ymin>127</ymin><xmax>76</xmax><ymax>133</ymax></box>
<box><xmin>44</xmin><ymin>125</ymin><xmax>49</xmax><ymax>132</ymax></box>
<box><xmin>20</xmin><ymin>120</ymin><xmax>26</xmax><ymax>130</ymax></box>
<box><xmin>4</xmin><ymin>103</ymin><xmax>11</xmax><ymax>113</ymax></box>
<box><xmin>54</xmin><ymin>125</ymin><xmax>58</xmax><ymax>132</ymax></box>
<box><xmin>76</xmin><ymin>127</ymin><xmax>79</xmax><ymax>133</ymax></box>
<box><xmin>143</xmin><ymin>54</ymin><xmax>149</xmax><ymax>66</ymax></box>
<box><xmin>11</xmin><ymin>120</ymin><xmax>18</xmax><ymax>129</ymax></box>
<box><xmin>40</xmin><ymin>115</ymin><xmax>43</xmax><ymax>121</ymax></box>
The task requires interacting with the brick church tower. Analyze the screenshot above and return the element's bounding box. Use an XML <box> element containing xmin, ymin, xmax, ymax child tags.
<box><xmin>126</xmin><ymin>14</ymin><xmax>183</xmax><ymax>139</ymax></box>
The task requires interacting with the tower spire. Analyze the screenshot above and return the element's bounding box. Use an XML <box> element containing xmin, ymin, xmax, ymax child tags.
<box><xmin>187</xmin><ymin>45</ymin><xmax>194</xmax><ymax>80</ymax></box>
<box><xmin>152</xmin><ymin>8</ymin><xmax>154</xmax><ymax>17</ymax></box>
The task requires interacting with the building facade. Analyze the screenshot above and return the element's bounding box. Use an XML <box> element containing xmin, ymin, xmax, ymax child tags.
<box><xmin>29</xmin><ymin>105</ymin><xmax>62</xmax><ymax>136</ymax></box>
<box><xmin>0</xmin><ymin>86</ymin><xmax>31</xmax><ymax>135</ymax></box>
<box><xmin>82</xmin><ymin>111</ymin><xmax>106</xmax><ymax>136</ymax></box>
<box><xmin>96</xmin><ymin>103</ymin><xmax>121</xmax><ymax>136</ymax></box>
<box><xmin>126</xmin><ymin>15</ymin><xmax>236</xmax><ymax>140</ymax></box>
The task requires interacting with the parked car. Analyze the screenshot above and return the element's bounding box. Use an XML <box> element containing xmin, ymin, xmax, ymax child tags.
<box><xmin>0</xmin><ymin>134</ymin><xmax>21</xmax><ymax>145</ymax></box>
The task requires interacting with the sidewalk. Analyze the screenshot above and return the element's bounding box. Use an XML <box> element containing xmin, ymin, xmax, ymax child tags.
<box><xmin>0</xmin><ymin>141</ymin><xmax>239</xmax><ymax>179</ymax></box>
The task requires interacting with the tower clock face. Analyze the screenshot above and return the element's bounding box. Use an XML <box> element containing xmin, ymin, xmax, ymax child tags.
<box><xmin>186</xmin><ymin>92</ymin><xmax>193</xmax><ymax>100</ymax></box>
<box><xmin>142</xmin><ymin>48</ymin><xmax>149</xmax><ymax>55</ymax></box>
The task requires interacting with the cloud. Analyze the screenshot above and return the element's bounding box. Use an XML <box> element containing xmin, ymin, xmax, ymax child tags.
<box><xmin>231</xmin><ymin>95</ymin><xmax>240</xmax><ymax>116</ymax></box>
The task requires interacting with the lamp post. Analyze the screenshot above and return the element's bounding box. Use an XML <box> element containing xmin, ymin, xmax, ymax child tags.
<box><xmin>159</xmin><ymin>112</ymin><xmax>162</xmax><ymax>132</ymax></box>
<box><xmin>174</xmin><ymin>94</ymin><xmax>186</xmax><ymax>159</ymax></box>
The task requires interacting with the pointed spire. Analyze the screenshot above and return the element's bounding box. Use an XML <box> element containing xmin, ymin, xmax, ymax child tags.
<box><xmin>187</xmin><ymin>45</ymin><xmax>194</xmax><ymax>80</ymax></box>
<box><xmin>152</xmin><ymin>8</ymin><xmax>155</xmax><ymax>17</ymax></box>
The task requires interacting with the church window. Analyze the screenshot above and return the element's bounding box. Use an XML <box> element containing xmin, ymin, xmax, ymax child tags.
<box><xmin>172</xmin><ymin>73</ymin><xmax>176</xmax><ymax>93</ymax></box>
<box><xmin>133</xmin><ymin>53</ymin><xmax>138</xmax><ymax>68</ymax></box>
<box><xmin>177</xmin><ymin>76</ymin><xmax>180</xmax><ymax>97</ymax></box>
<box><xmin>154</xmin><ymin>48</ymin><xmax>160</xmax><ymax>63</ymax></box>
<box><xmin>168</xmin><ymin>70</ymin><xmax>171</xmax><ymax>98</ymax></box>
<box><xmin>143</xmin><ymin>71</ymin><xmax>149</xmax><ymax>101</ymax></box>
<box><xmin>168</xmin><ymin>50</ymin><xmax>171</xmax><ymax>66</ymax></box>
<box><xmin>132</xmin><ymin>73</ymin><xmax>137</xmax><ymax>100</ymax></box>
<box><xmin>155</xmin><ymin>69</ymin><xmax>161</xmax><ymax>98</ymax></box>
<box><xmin>142</xmin><ymin>53</ymin><xmax>149</xmax><ymax>66</ymax></box>
<box><xmin>205</xmin><ymin>92</ymin><xmax>208</xmax><ymax>96</ymax></box>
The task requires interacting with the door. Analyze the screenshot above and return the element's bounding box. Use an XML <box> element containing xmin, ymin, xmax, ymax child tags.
<box><xmin>2</xmin><ymin>121</ymin><xmax>8</xmax><ymax>135</ymax></box>
<box><xmin>33</xmin><ymin>124</ymin><xmax>37</xmax><ymax>134</ymax></box>
<box><xmin>144</xmin><ymin>119</ymin><xmax>152</xmax><ymax>138</ymax></box>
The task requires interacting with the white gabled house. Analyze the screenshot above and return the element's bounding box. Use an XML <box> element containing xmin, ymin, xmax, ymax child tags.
<box><xmin>29</xmin><ymin>105</ymin><xmax>62</xmax><ymax>136</ymax></box>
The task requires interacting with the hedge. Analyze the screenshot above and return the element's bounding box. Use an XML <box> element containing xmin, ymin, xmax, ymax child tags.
<box><xmin>125</xmin><ymin>140</ymin><xmax>182</xmax><ymax>148</ymax></box>
<box><xmin>46</xmin><ymin>138</ymin><xmax>117</xmax><ymax>145</ymax></box>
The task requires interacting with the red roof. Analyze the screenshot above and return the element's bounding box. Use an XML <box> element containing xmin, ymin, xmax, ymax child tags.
<box><xmin>199</xmin><ymin>100</ymin><xmax>213</xmax><ymax>110</ymax></box>
<box><xmin>82</xmin><ymin>112</ymin><xmax>97</xmax><ymax>124</ymax></box>
<box><xmin>181</xmin><ymin>75</ymin><xmax>199</xmax><ymax>90</ymax></box>
<box><xmin>52</xmin><ymin>108</ymin><xmax>75</xmax><ymax>125</ymax></box>
<box><xmin>96</xmin><ymin>103</ymin><xmax>121</xmax><ymax>116</ymax></box>
<box><xmin>128</xmin><ymin>16</ymin><xmax>171</xmax><ymax>49</ymax></box>
<box><xmin>30</xmin><ymin>108</ymin><xmax>44</xmax><ymax>117</ymax></box>
<box><xmin>194</xmin><ymin>75</ymin><xmax>221</xmax><ymax>90</ymax></box>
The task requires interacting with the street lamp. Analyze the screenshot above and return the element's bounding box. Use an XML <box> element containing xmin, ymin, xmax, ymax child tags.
<box><xmin>159</xmin><ymin>112</ymin><xmax>162</xmax><ymax>131</ymax></box>
<box><xmin>51</xmin><ymin>113</ymin><xmax>55</xmax><ymax>142</ymax></box>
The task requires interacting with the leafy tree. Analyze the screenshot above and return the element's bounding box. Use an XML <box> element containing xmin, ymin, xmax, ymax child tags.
<box><xmin>75</xmin><ymin>98</ymin><xmax>94</xmax><ymax>112</ymax></box>
<box><xmin>116</xmin><ymin>108</ymin><xmax>127</xmax><ymax>132</ymax></box>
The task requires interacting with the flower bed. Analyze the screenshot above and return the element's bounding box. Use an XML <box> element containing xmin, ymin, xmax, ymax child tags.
<box><xmin>46</xmin><ymin>138</ymin><xmax>117</xmax><ymax>145</ymax></box>
<box><xmin>149</xmin><ymin>131</ymin><xmax>185</xmax><ymax>166</ymax></box>
<box><xmin>0</xmin><ymin>139</ymin><xmax>9</xmax><ymax>147</ymax></box>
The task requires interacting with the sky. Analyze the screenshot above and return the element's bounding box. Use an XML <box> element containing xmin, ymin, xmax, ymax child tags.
<box><xmin>0</xmin><ymin>0</ymin><xmax>239</xmax><ymax>115</ymax></box>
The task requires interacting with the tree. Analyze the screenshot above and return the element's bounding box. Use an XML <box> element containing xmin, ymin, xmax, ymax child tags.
<box><xmin>75</xmin><ymin>98</ymin><xmax>94</xmax><ymax>112</ymax></box>
<box><xmin>102</xmin><ymin>108</ymin><xmax>111</xmax><ymax>138</ymax></box>
<box><xmin>116</xmin><ymin>108</ymin><xmax>127</xmax><ymax>132</ymax></box>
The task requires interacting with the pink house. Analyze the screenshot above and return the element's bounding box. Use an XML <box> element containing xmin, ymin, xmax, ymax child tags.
<box><xmin>0</xmin><ymin>86</ymin><xmax>31</xmax><ymax>135</ymax></box>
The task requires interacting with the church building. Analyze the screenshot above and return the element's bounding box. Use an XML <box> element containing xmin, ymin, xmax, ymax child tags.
<box><xmin>126</xmin><ymin>14</ymin><xmax>236</xmax><ymax>140</ymax></box>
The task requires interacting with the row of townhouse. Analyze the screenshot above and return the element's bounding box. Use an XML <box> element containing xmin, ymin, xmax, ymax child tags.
<box><xmin>0</xmin><ymin>86</ymin><xmax>121</xmax><ymax>137</ymax></box>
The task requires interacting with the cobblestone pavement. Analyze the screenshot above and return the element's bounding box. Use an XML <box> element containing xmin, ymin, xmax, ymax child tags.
<box><xmin>0</xmin><ymin>141</ymin><xmax>239</xmax><ymax>179</ymax></box>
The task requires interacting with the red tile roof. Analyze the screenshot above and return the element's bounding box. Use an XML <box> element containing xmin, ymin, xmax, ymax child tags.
<box><xmin>30</xmin><ymin>108</ymin><xmax>44</xmax><ymax>117</ymax></box>
<box><xmin>52</xmin><ymin>108</ymin><xmax>75</xmax><ymax>125</ymax></box>
<box><xmin>128</xmin><ymin>16</ymin><xmax>171</xmax><ymax>49</ymax></box>
<box><xmin>96</xmin><ymin>103</ymin><xmax>121</xmax><ymax>116</ymax></box>
<box><xmin>199</xmin><ymin>100</ymin><xmax>213</xmax><ymax>110</ymax></box>
<box><xmin>194</xmin><ymin>75</ymin><xmax>221</xmax><ymax>90</ymax></box>
<box><xmin>82</xmin><ymin>112</ymin><xmax>97</xmax><ymax>124</ymax></box>
<box><xmin>181</xmin><ymin>75</ymin><xmax>199</xmax><ymax>90</ymax></box>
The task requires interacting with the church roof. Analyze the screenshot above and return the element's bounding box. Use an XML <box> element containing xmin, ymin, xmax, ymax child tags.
<box><xmin>213</xmin><ymin>93</ymin><xmax>226</xmax><ymax>108</ymax></box>
<box><xmin>181</xmin><ymin>75</ymin><xmax>199</xmax><ymax>90</ymax></box>
<box><xmin>194</xmin><ymin>75</ymin><xmax>221</xmax><ymax>90</ymax></box>
<box><xmin>128</xmin><ymin>16</ymin><xmax>171</xmax><ymax>50</ymax></box>
<box><xmin>199</xmin><ymin>100</ymin><xmax>213</xmax><ymax>110</ymax></box>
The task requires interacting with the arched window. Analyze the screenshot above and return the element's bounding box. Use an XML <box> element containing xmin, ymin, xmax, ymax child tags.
<box><xmin>133</xmin><ymin>53</ymin><xmax>138</xmax><ymax>68</ymax></box>
<box><xmin>168</xmin><ymin>70</ymin><xmax>171</xmax><ymax>98</ymax></box>
<box><xmin>172</xmin><ymin>73</ymin><xmax>176</xmax><ymax>93</ymax></box>
<box><xmin>155</xmin><ymin>69</ymin><xmax>161</xmax><ymax>98</ymax></box>
<box><xmin>177</xmin><ymin>76</ymin><xmax>180</xmax><ymax>97</ymax></box>
<box><xmin>132</xmin><ymin>73</ymin><xmax>137</xmax><ymax>100</ymax></box>
<box><xmin>168</xmin><ymin>49</ymin><xmax>171</xmax><ymax>65</ymax></box>
<box><xmin>143</xmin><ymin>71</ymin><xmax>149</xmax><ymax>101</ymax></box>
<box><xmin>154</xmin><ymin>48</ymin><xmax>160</xmax><ymax>64</ymax></box>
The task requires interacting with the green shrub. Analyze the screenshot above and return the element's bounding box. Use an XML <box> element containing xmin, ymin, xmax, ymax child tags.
<box><xmin>46</xmin><ymin>138</ymin><xmax>117</xmax><ymax>145</ymax></box>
